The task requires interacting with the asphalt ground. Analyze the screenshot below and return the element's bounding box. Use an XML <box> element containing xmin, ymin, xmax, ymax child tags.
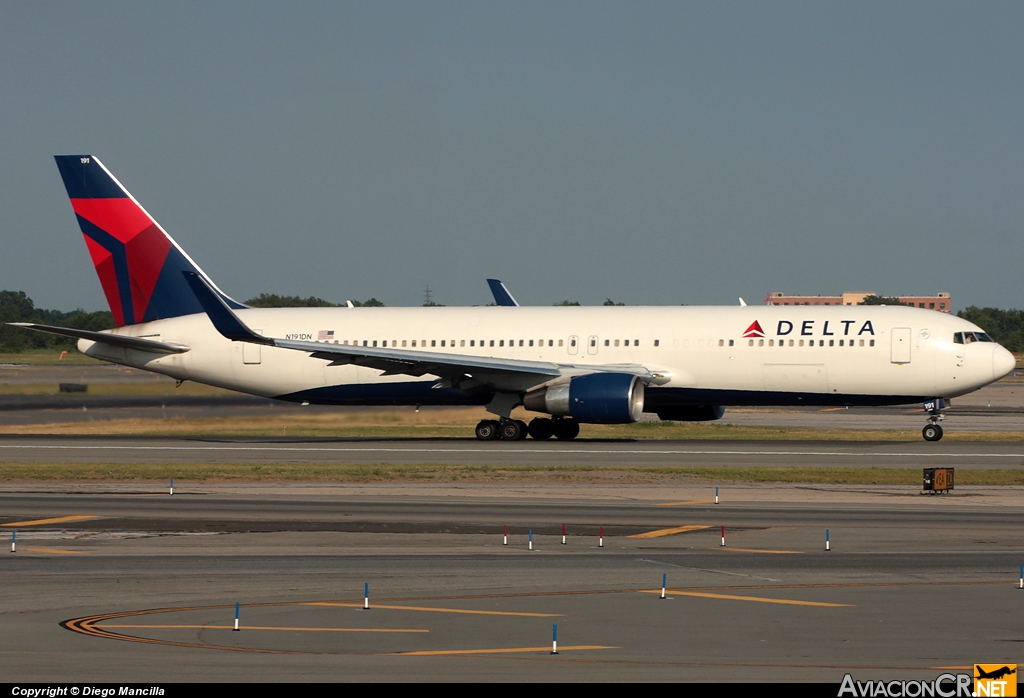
<box><xmin>1</xmin><ymin>485</ymin><xmax>1022</xmax><ymax>682</ymax></box>
<box><xmin>2</xmin><ymin>434</ymin><xmax>1024</xmax><ymax>468</ymax></box>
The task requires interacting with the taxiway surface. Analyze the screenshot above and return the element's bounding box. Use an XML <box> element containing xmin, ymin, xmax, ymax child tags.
<box><xmin>1</xmin><ymin>484</ymin><xmax>1022</xmax><ymax>682</ymax></box>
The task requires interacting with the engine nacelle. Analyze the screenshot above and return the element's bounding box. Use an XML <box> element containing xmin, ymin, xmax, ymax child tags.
<box><xmin>656</xmin><ymin>405</ymin><xmax>726</xmax><ymax>422</ymax></box>
<box><xmin>524</xmin><ymin>373</ymin><xmax>645</xmax><ymax>424</ymax></box>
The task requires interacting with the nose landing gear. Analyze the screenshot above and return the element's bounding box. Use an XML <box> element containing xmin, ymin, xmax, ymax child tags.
<box><xmin>922</xmin><ymin>398</ymin><xmax>946</xmax><ymax>442</ymax></box>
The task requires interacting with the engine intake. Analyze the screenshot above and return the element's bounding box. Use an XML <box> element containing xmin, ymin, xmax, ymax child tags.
<box><xmin>524</xmin><ymin>373</ymin><xmax>645</xmax><ymax>424</ymax></box>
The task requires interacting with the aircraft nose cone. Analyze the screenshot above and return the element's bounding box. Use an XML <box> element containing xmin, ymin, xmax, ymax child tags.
<box><xmin>993</xmin><ymin>345</ymin><xmax>1016</xmax><ymax>380</ymax></box>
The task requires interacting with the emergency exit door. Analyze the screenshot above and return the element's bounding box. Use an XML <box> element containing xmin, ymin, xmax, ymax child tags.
<box><xmin>891</xmin><ymin>327</ymin><xmax>911</xmax><ymax>364</ymax></box>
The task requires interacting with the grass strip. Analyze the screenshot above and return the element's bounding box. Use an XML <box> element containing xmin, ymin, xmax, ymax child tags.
<box><xmin>0</xmin><ymin>351</ymin><xmax>97</xmax><ymax>365</ymax></box>
<box><xmin>1</xmin><ymin>462</ymin><xmax>1022</xmax><ymax>485</ymax></box>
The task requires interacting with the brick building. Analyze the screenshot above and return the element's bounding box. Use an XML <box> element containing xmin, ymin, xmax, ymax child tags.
<box><xmin>767</xmin><ymin>291</ymin><xmax>952</xmax><ymax>313</ymax></box>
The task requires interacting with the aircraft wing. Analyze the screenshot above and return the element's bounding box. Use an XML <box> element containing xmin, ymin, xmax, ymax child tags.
<box><xmin>183</xmin><ymin>272</ymin><xmax>654</xmax><ymax>392</ymax></box>
<box><xmin>7</xmin><ymin>323</ymin><xmax>190</xmax><ymax>354</ymax></box>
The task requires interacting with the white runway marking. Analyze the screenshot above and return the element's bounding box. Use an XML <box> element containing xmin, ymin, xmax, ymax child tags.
<box><xmin>0</xmin><ymin>444</ymin><xmax>1022</xmax><ymax>458</ymax></box>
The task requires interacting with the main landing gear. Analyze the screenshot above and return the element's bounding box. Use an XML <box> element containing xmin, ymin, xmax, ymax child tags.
<box><xmin>475</xmin><ymin>417</ymin><xmax>579</xmax><ymax>441</ymax></box>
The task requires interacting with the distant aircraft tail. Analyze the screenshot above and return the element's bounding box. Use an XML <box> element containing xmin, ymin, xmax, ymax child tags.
<box><xmin>53</xmin><ymin>155</ymin><xmax>243</xmax><ymax>326</ymax></box>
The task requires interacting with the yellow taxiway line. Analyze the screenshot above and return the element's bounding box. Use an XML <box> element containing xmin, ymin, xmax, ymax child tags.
<box><xmin>639</xmin><ymin>589</ymin><xmax>851</xmax><ymax>607</ymax></box>
<box><xmin>98</xmin><ymin>624</ymin><xmax>428</xmax><ymax>633</ymax></box>
<box><xmin>304</xmin><ymin>602</ymin><xmax>561</xmax><ymax>618</ymax></box>
<box><xmin>629</xmin><ymin>524</ymin><xmax>711</xmax><ymax>539</ymax></box>
<box><xmin>2</xmin><ymin>515</ymin><xmax>100</xmax><ymax>527</ymax></box>
<box><xmin>391</xmin><ymin>645</ymin><xmax>617</xmax><ymax>656</ymax></box>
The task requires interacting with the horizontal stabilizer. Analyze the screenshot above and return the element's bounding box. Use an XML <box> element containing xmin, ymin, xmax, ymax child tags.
<box><xmin>7</xmin><ymin>323</ymin><xmax>189</xmax><ymax>354</ymax></box>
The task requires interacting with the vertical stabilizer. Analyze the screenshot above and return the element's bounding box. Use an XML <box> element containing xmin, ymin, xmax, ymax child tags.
<box><xmin>53</xmin><ymin>155</ymin><xmax>243</xmax><ymax>326</ymax></box>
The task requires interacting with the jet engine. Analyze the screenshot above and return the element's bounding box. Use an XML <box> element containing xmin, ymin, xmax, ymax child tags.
<box><xmin>523</xmin><ymin>373</ymin><xmax>645</xmax><ymax>424</ymax></box>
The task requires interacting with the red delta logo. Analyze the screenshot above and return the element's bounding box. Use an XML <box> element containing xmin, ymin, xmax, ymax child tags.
<box><xmin>742</xmin><ymin>321</ymin><xmax>765</xmax><ymax>338</ymax></box>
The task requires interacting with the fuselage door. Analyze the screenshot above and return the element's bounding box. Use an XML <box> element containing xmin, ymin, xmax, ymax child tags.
<box><xmin>567</xmin><ymin>335</ymin><xmax>579</xmax><ymax>355</ymax></box>
<box><xmin>243</xmin><ymin>330</ymin><xmax>263</xmax><ymax>365</ymax></box>
<box><xmin>588</xmin><ymin>335</ymin><xmax>599</xmax><ymax>355</ymax></box>
<box><xmin>891</xmin><ymin>327</ymin><xmax>911</xmax><ymax>364</ymax></box>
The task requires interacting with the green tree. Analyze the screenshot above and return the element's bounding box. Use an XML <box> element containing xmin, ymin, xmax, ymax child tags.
<box><xmin>352</xmin><ymin>298</ymin><xmax>385</xmax><ymax>307</ymax></box>
<box><xmin>603</xmin><ymin>298</ymin><xmax>625</xmax><ymax>306</ymax></box>
<box><xmin>0</xmin><ymin>290</ymin><xmax>35</xmax><ymax>318</ymax></box>
<box><xmin>957</xmin><ymin>306</ymin><xmax>1024</xmax><ymax>352</ymax></box>
<box><xmin>0</xmin><ymin>290</ymin><xmax>114</xmax><ymax>352</ymax></box>
<box><xmin>244</xmin><ymin>293</ymin><xmax>338</xmax><ymax>308</ymax></box>
<box><xmin>859</xmin><ymin>295</ymin><xmax>906</xmax><ymax>306</ymax></box>
<box><xmin>553</xmin><ymin>300</ymin><xmax>581</xmax><ymax>306</ymax></box>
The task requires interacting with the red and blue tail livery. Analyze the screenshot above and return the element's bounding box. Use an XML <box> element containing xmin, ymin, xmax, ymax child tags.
<box><xmin>54</xmin><ymin>155</ymin><xmax>242</xmax><ymax>326</ymax></box>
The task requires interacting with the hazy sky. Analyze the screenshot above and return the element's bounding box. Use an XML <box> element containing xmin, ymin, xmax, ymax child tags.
<box><xmin>2</xmin><ymin>2</ymin><xmax>1022</xmax><ymax>312</ymax></box>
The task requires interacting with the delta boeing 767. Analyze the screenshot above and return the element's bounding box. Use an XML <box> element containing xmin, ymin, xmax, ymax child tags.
<box><xmin>11</xmin><ymin>156</ymin><xmax>1016</xmax><ymax>441</ymax></box>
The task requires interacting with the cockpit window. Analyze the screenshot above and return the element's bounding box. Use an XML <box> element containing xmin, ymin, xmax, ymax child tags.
<box><xmin>957</xmin><ymin>331</ymin><xmax>994</xmax><ymax>344</ymax></box>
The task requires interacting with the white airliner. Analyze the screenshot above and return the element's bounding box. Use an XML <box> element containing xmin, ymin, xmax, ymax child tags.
<box><xmin>12</xmin><ymin>156</ymin><xmax>1016</xmax><ymax>442</ymax></box>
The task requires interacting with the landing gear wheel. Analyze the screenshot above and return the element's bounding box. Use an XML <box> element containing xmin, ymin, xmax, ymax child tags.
<box><xmin>922</xmin><ymin>424</ymin><xmax>943</xmax><ymax>442</ymax></box>
<box><xmin>528</xmin><ymin>418</ymin><xmax>555</xmax><ymax>440</ymax></box>
<box><xmin>475</xmin><ymin>420</ymin><xmax>500</xmax><ymax>441</ymax></box>
<box><xmin>553</xmin><ymin>419</ymin><xmax>580</xmax><ymax>440</ymax></box>
<box><xmin>500</xmin><ymin>419</ymin><xmax>527</xmax><ymax>441</ymax></box>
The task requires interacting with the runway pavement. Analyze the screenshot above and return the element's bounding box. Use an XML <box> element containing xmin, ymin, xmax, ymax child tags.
<box><xmin>2</xmin><ymin>433</ymin><xmax>1024</xmax><ymax>468</ymax></box>
<box><xmin>1</xmin><ymin>483</ymin><xmax>1022</xmax><ymax>682</ymax></box>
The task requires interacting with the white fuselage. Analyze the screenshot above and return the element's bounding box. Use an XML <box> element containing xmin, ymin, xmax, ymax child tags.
<box><xmin>77</xmin><ymin>304</ymin><xmax>1015</xmax><ymax>410</ymax></box>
